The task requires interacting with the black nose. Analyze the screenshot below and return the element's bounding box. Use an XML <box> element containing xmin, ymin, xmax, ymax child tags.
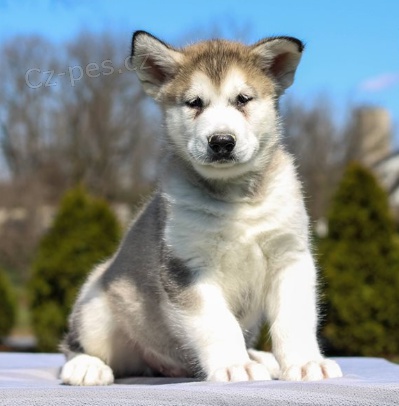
<box><xmin>208</xmin><ymin>134</ymin><xmax>236</xmax><ymax>158</ymax></box>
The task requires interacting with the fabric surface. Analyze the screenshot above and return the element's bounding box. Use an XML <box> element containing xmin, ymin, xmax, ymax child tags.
<box><xmin>0</xmin><ymin>353</ymin><xmax>398</xmax><ymax>405</ymax></box>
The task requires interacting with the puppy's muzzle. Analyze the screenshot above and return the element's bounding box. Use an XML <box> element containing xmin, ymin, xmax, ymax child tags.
<box><xmin>208</xmin><ymin>134</ymin><xmax>236</xmax><ymax>160</ymax></box>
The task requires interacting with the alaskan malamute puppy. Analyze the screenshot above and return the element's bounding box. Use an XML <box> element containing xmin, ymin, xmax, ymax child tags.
<box><xmin>60</xmin><ymin>31</ymin><xmax>342</xmax><ymax>385</ymax></box>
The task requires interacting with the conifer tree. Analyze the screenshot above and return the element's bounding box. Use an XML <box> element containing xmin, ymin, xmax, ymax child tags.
<box><xmin>0</xmin><ymin>269</ymin><xmax>16</xmax><ymax>339</ymax></box>
<box><xmin>320</xmin><ymin>163</ymin><xmax>399</xmax><ymax>356</ymax></box>
<box><xmin>30</xmin><ymin>187</ymin><xmax>121</xmax><ymax>351</ymax></box>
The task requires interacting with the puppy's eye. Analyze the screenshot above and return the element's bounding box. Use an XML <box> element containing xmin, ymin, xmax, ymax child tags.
<box><xmin>185</xmin><ymin>97</ymin><xmax>203</xmax><ymax>109</ymax></box>
<box><xmin>236</xmin><ymin>94</ymin><xmax>253</xmax><ymax>107</ymax></box>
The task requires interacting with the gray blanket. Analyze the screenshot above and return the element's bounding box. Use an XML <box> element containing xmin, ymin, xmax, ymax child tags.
<box><xmin>0</xmin><ymin>353</ymin><xmax>398</xmax><ymax>405</ymax></box>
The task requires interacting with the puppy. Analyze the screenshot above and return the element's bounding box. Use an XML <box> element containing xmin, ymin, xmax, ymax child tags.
<box><xmin>60</xmin><ymin>31</ymin><xmax>342</xmax><ymax>385</ymax></box>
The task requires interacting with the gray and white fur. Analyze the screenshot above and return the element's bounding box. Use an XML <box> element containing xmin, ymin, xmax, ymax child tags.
<box><xmin>60</xmin><ymin>31</ymin><xmax>342</xmax><ymax>385</ymax></box>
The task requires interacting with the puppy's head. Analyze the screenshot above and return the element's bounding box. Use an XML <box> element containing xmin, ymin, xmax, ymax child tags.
<box><xmin>131</xmin><ymin>31</ymin><xmax>303</xmax><ymax>180</ymax></box>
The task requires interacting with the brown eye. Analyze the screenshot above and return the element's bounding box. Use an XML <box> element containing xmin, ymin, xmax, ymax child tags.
<box><xmin>236</xmin><ymin>94</ymin><xmax>253</xmax><ymax>107</ymax></box>
<box><xmin>185</xmin><ymin>97</ymin><xmax>203</xmax><ymax>109</ymax></box>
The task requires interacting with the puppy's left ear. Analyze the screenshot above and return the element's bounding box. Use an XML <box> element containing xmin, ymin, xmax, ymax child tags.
<box><xmin>251</xmin><ymin>37</ymin><xmax>304</xmax><ymax>93</ymax></box>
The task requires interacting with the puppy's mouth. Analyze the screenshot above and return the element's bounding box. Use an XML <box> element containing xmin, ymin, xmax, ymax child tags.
<box><xmin>187</xmin><ymin>149</ymin><xmax>253</xmax><ymax>169</ymax></box>
<box><xmin>209</xmin><ymin>154</ymin><xmax>237</xmax><ymax>164</ymax></box>
<box><xmin>192</xmin><ymin>154</ymin><xmax>238</xmax><ymax>168</ymax></box>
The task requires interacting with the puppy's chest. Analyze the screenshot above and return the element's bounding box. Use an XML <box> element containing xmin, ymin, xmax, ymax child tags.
<box><xmin>165</xmin><ymin>201</ymin><xmax>273</xmax><ymax>311</ymax></box>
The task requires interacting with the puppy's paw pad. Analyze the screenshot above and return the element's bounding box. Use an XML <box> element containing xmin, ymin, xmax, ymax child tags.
<box><xmin>282</xmin><ymin>359</ymin><xmax>342</xmax><ymax>381</ymax></box>
<box><xmin>209</xmin><ymin>361</ymin><xmax>272</xmax><ymax>382</ymax></box>
<box><xmin>61</xmin><ymin>354</ymin><xmax>114</xmax><ymax>386</ymax></box>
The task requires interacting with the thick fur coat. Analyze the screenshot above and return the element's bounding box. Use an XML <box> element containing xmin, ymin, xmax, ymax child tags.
<box><xmin>60</xmin><ymin>31</ymin><xmax>342</xmax><ymax>385</ymax></box>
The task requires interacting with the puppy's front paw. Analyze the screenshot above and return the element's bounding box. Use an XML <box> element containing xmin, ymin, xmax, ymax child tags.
<box><xmin>247</xmin><ymin>349</ymin><xmax>280</xmax><ymax>379</ymax></box>
<box><xmin>208</xmin><ymin>361</ymin><xmax>272</xmax><ymax>382</ymax></box>
<box><xmin>61</xmin><ymin>354</ymin><xmax>114</xmax><ymax>386</ymax></box>
<box><xmin>281</xmin><ymin>359</ymin><xmax>342</xmax><ymax>381</ymax></box>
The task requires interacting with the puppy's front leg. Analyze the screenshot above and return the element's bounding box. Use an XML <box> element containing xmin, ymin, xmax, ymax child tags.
<box><xmin>176</xmin><ymin>283</ymin><xmax>271</xmax><ymax>382</ymax></box>
<box><xmin>266</xmin><ymin>251</ymin><xmax>342</xmax><ymax>381</ymax></box>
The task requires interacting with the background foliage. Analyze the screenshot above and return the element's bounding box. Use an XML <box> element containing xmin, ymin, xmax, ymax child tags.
<box><xmin>319</xmin><ymin>163</ymin><xmax>399</xmax><ymax>357</ymax></box>
<box><xmin>0</xmin><ymin>269</ymin><xmax>17</xmax><ymax>339</ymax></box>
<box><xmin>29</xmin><ymin>187</ymin><xmax>121</xmax><ymax>352</ymax></box>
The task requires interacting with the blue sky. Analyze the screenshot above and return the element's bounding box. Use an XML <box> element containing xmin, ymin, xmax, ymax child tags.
<box><xmin>1</xmin><ymin>0</ymin><xmax>398</xmax><ymax>139</ymax></box>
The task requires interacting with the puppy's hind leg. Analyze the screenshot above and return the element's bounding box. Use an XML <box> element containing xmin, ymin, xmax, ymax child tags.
<box><xmin>60</xmin><ymin>325</ymin><xmax>114</xmax><ymax>386</ymax></box>
<box><xmin>61</xmin><ymin>328</ymin><xmax>148</xmax><ymax>386</ymax></box>
<box><xmin>60</xmin><ymin>285</ymin><xmax>116</xmax><ymax>385</ymax></box>
<box><xmin>60</xmin><ymin>353</ymin><xmax>114</xmax><ymax>386</ymax></box>
<box><xmin>61</xmin><ymin>262</ymin><xmax>151</xmax><ymax>385</ymax></box>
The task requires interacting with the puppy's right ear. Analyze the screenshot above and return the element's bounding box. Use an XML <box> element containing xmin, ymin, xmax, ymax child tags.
<box><xmin>131</xmin><ymin>31</ymin><xmax>183</xmax><ymax>99</ymax></box>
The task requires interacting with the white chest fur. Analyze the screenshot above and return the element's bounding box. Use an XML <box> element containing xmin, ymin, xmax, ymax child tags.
<box><xmin>165</xmin><ymin>199</ymin><xmax>268</xmax><ymax>330</ymax></box>
<box><xmin>162</xmin><ymin>160</ymin><xmax>307</xmax><ymax>330</ymax></box>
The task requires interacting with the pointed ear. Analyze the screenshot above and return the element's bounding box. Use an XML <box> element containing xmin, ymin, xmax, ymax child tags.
<box><xmin>130</xmin><ymin>31</ymin><xmax>183</xmax><ymax>99</ymax></box>
<box><xmin>250</xmin><ymin>37</ymin><xmax>304</xmax><ymax>93</ymax></box>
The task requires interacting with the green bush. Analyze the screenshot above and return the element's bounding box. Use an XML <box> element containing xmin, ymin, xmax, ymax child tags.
<box><xmin>29</xmin><ymin>187</ymin><xmax>121</xmax><ymax>352</ymax></box>
<box><xmin>319</xmin><ymin>163</ymin><xmax>399</xmax><ymax>357</ymax></box>
<box><xmin>0</xmin><ymin>269</ymin><xmax>17</xmax><ymax>339</ymax></box>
